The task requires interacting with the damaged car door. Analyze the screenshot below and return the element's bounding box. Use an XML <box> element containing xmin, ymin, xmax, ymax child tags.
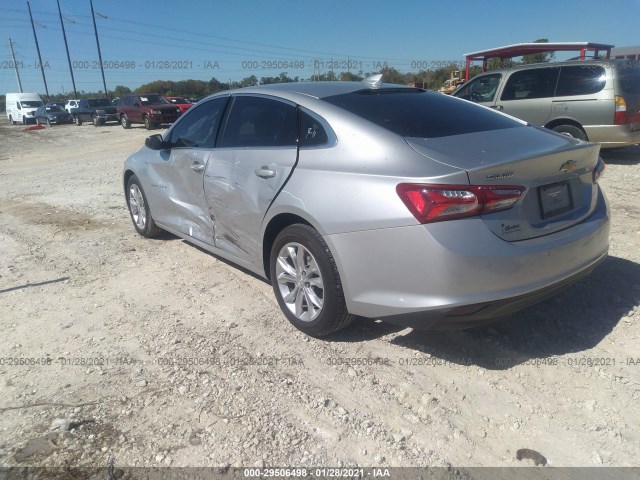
<box><xmin>156</xmin><ymin>96</ymin><xmax>229</xmax><ymax>244</ymax></box>
<box><xmin>203</xmin><ymin>95</ymin><xmax>298</xmax><ymax>265</ymax></box>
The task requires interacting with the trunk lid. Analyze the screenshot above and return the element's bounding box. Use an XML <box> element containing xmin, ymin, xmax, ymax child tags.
<box><xmin>405</xmin><ymin>125</ymin><xmax>602</xmax><ymax>241</ymax></box>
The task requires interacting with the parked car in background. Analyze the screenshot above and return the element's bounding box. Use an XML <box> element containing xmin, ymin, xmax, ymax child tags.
<box><xmin>453</xmin><ymin>59</ymin><xmax>640</xmax><ymax>148</ymax></box>
<box><xmin>69</xmin><ymin>98</ymin><xmax>119</xmax><ymax>126</ymax></box>
<box><xmin>165</xmin><ymin>96</ymin><xmax>193</xmax><ymax>113</ymax></box>
<box><xmin>46</xmin><ymin>101</ymin><xmax>66</xmax><ymax>109</ymax></box>
<box><xmin>116</xmin><ymin>94</ymin><xmax>181</xmax><ymax>130</ymax></box>
<box><xmin>35</xmin><ymin>105</ymin><xmax>73</xmax><ymax>125</ymax></box>
<box><xmin>123</xmin><ymin>76</ymin><xmax>609</xmax><ymax>337</ymax></box>
<box><xmin>5</xmin><ymin>92</ymin><xmax>44</xmax><ymax>125</ymax></box>
<box><xmin>64</xmin><ymin>99</ymin><xmax>80</xmax><ymax>113</ymax></box>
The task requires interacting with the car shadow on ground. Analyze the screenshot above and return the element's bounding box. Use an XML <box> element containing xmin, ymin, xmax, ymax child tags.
<box><xmin>601</xmin><ymin>145</ymin><xmax>640</xmax><ymax>165</ymax></box>
<box><xmin>331</xmin><ymin>256</ymin><xmax>639</xmax><ymax>370</ymax></box>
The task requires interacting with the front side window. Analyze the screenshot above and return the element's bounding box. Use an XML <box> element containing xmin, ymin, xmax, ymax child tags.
<box><xmin>556</xmin><ymin>65</ymin><xmax>606</xmax><ymax>96</ymax></box>
<box><xmin>500</xmin><ymin>67</ymin><xmax>560</xmax><ymax>101</ymax></box>
<box><xmin>454</xmin><ymin>74</ymin><xmax>502</xmax><ymax>103</ymax></box>
<box><xmin>222</xmin><ymin>96</ymin><xmax>297</xmax><ymax>148</ymax></box>
<box><xmin>168</xmin><ymin>97</ymin><xmax>229</xmax><ymax>149</ymax></box>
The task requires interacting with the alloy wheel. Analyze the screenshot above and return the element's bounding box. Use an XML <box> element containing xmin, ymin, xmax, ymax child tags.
<box><xmin>275</xmin><ymin>242</ymin><xmax>324</xmax><ymax>322</ymax></box>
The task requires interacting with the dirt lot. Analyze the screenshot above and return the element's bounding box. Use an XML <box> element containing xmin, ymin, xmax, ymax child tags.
<box><xmin>0</xmin><ymin>115</ymin><xmax>639</xmax><ymax>473</ymax></box>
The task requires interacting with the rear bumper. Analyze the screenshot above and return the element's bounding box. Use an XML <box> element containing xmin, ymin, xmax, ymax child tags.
<box><xmin>97</xmin><ymin>113</ymin><xmax>118</xmax><ymax>122</ymax></box>
<box><xmin>379</xmin><ymin>254</ymin><xmax>606</xmax><ymax>329</ymax></box>
<box><xmin>325</xmin><ymin>189</ymin><xmax>610</xmax><ymax>328</ymax></box>
<box><xmin>585</xmin><ymin>124</ymin><xmax>640</xmax><ymax>148</ymax></box>
<box><xmin>148</xmin><ymin>113</ymin><xmax>179</xmax><ymax>124</ymax></box>
<box><xmin>49</xmin><ymin>116</ymin><xmax>72</xmax><ymax>124</ymax></box>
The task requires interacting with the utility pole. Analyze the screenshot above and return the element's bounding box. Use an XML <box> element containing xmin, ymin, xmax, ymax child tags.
<box><xmin>27</xmin><ymin>2</ymin><xmax>49</xmax><ymax>101</ymax></box>
<box><xmin>8</xmin><ymin>38</ymin><xmax>23</xmax><ymax>92</ymax></box>
<box><xmin>56</xmin><ymin>0</ymin><xmax>78</xmax><ymax>99</ymax></box>
<box><xmin>89</xmin><ymin>0</ymin><xmax>109</xmax><ymax>100</ymax></box>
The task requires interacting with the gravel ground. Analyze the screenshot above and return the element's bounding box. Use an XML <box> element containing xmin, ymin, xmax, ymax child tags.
<box><xmin>0</xmin><ymin>116</ymin><xmax>639</xmax><ymax>473</ymax></box>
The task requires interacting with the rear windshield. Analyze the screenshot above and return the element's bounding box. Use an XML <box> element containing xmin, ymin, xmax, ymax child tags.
<box><xmin>139</xmin><ymin>95</ymin><xmax>168</xmax><ymax>105</ymax></box>
<box><xmin>617</xmin><ymin>65</ymin><xmax>640</xmax><ymax>95</ymax></box>
<box><xmin>322</xmin><ymin>89</ymin><xmax>522</xmax><ymax>138</ymax></box>
<box><xmin>46</xmin><ymin>106</ymin><xmax>63</xmax><ymax>112</ymax></box>
<box><xmin>87</xmin><ymin>98</ymin><xmax>111</xmax><ymax>107</ymax></box>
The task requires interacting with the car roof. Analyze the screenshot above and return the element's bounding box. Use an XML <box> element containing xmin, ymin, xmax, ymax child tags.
<box><xmin>215</xmin><ymin>79</ymin><xmax>414</xmax><ymax>101</ymax></box>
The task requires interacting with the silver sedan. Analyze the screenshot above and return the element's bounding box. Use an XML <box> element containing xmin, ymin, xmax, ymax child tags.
<box><xmin>123</xmin><ymin>75</ymin><xmax>609</xmax><ymax>337</ymax></box>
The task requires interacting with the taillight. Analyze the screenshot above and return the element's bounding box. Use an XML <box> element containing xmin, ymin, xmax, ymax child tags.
<box><xmin>396</xmin><ymin>184</ymin><xmax>525</xmax><ymax>223</ymax></box>
<box><xmin>593</xmin><ymin>157</ymin><xmax>606</xmax><ymax>183</ymax></box>
<box><xmin>615</xmin><ymin>96</ymin><xmax>627</xmax><ymax>125</ymax></box>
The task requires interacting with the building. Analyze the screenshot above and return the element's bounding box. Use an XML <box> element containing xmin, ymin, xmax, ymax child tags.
<box><xmin>611</xmin><ymin>46</ymin><xmax>640</xmax><ymax>60</ymax></box>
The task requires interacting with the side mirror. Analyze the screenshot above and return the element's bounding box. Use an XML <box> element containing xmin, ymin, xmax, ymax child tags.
<box><xmin>145</xmin><ymin>134</ymin><xmax>169</xmax><ymax>150</ymax></box>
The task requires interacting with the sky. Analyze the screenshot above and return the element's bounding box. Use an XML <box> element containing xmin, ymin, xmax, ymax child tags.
<box><xmin>1</xmin><ymin>0</ymin><xmax>639</xmax><ymax>96</ymax></box>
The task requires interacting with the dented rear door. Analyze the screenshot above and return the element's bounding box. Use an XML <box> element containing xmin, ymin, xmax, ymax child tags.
<box><xmin>203</xmin><ymin>95</ymin><xmax>298</xmax><ymax>265</ymax></box>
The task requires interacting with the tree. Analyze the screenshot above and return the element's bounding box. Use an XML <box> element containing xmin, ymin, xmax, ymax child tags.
<box><xmin>208</xmin><ymin>77</ymin><xmax>230</xmax><ymax>93</ymax></box>
<box><xmin>314</xmin><ymin>70</ymin><xmax>338</xmax><ymax>81</ymax></box>
<box><xmin>112</xmin><ymin>85</ymin><xmax>131</xmax><ymax>97</ymax></box>
<box><xmin>522</xmin><ymin>38</ymin><xmax>556</xmax><ymax>64</ymax></box>
<box><xmin>240</xmin><ymin>75</ymin><xmax>258</xmax><ymax>87</ymax></box>
<box><xmin>379</xmin><ymin>66</ymin><xmax>406</xmax><ymax>85</ymax></box>
<box><xmin>340</xmin><ymin>72</ymin><xmax>363</xmax><ymax>82</ymax></box>
<box><xmin>260</xmin><ymin>72</ymin><xmax>298</xmax><ymax>85</ymax></box>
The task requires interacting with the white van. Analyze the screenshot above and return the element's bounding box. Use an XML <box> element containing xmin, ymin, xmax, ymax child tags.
<box><xmin>5</xmin><ymin>93</ymin><xmax>44</xmax><ymax>125</ymax></box>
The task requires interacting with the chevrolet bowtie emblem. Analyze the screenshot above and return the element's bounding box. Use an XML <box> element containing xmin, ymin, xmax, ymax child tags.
<box><xmin>559</xmin><ymin>160</ymin><xmax>577</xmax><ymax>173</ymax></box>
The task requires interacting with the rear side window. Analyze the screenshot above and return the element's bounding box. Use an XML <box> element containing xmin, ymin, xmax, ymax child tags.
<box><xmin>501</xmin><ymin>67</ymin><xmax>560</xmax><ymax>101</ymax></box>
<box><xmin>323</xmin><ymin>89</ymin><xmax>522</xmax><ymax>138</ymax></box>
<box><xmin>556</xmin><ymin>65</ymin><xmax>606</xmax><ymax>96</ymax></box>
<box><xmin>617</xmin><ymin>65</ymin><xmax>640</xmax><ymax>95</ymax></box>
<box><xmin>222</xmin><ymin>96</ymin><xmax>297</xmax><ymax>147</ymax></box>
<box><xmin>300</xmin><ymin>110</ymin><xmax>328</xmax><ymax>147</ymax></box>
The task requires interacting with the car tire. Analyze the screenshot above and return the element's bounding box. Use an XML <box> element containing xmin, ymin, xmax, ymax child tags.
<box><xmin>551</xmin><ymin>124</ymin><xmax>588</xmax><ymax>141</ymax></box>
<box><xmin>121</xmin><ymin>115</ymin><xmax>131</xmax><ymax>129</ymax></box>
<box><xmin>270</xmin><ymin>224</ymin><xmax>354</xmax><ymax>337</ymax></box>
<box><xmin>126</xmin><ymin>175</ymin><xmax>161</xmax><ymax>238</ymax></box>
<box><xmin>143</xmin><ymin>115</ymin><xmax>153</xmax><ymax>130</ymax></box>
<box><xmin>74</xmin><ymin>115</ymin><xmax>82</xmax><ymax>126</ymax></box>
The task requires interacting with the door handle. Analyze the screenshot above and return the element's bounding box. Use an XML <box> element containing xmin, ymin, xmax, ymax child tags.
<box><xmin>255</xmin><ymin>166</ymin><xmax>276</xmax><ymax>178</ymax></box>
<box><xmin>191</xmin><ymin>163</ymin><xmax>205</xmax><ymax>173</ymax></box>
<box><xmin>490</xmin><ymin>105</ymin><xmax>504</xmax><ymax>111</ymax></box>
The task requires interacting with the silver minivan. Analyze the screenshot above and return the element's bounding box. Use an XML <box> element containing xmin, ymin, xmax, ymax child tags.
<box><xmin>453</xmin><ymin>60</ymin><xmax>640</xmax><ymax>148</ymax></box>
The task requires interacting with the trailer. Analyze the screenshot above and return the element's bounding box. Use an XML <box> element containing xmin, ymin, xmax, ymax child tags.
<box><xmin>463</xmin><ymin>42</ymin><xmax>614</xmax><ymax>81</ymax></box>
